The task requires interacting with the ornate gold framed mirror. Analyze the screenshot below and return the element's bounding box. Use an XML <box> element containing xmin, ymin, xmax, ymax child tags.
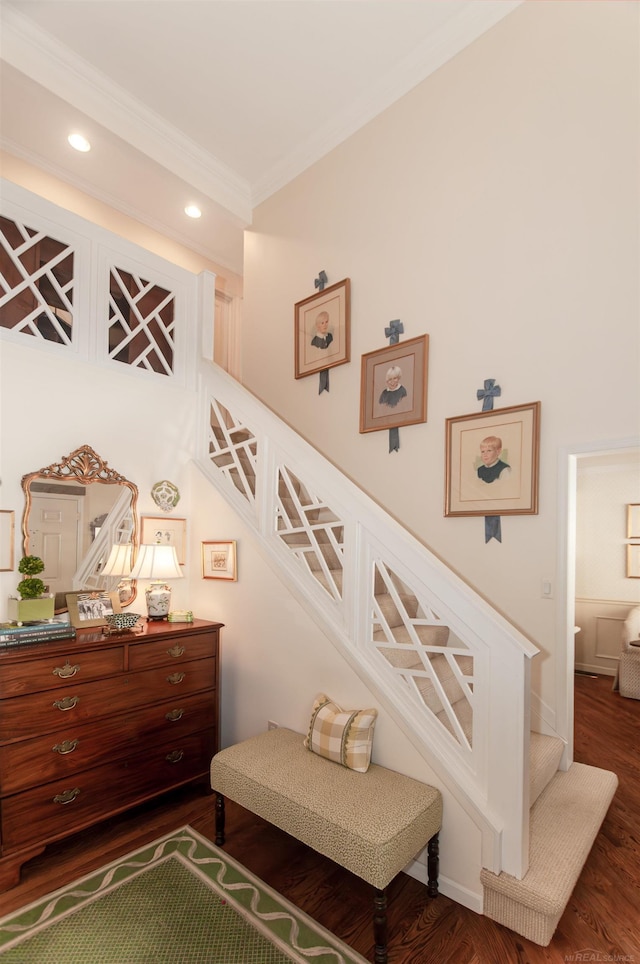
<box><xmin>21</xmin><ymin>445</ymin><xmax>138</xmax><ymax>609</ymax></box>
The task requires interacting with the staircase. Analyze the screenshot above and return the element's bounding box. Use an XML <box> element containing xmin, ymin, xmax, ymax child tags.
<box><xmin>195</xmin><ymin>359</ymin><xmax>617</xmax><ymax>945</ymax></box>
<box><xmin>485</xmin><ymin>733</ymin><xmax>617</xmax><ymax>944</ymax></box>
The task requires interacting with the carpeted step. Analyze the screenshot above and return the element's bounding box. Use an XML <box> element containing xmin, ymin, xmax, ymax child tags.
<box><xmin>529</xmin><ymin>732</ymin><xmax>564</xmax><ymax>807</ymax></box>
<box><xmin>480</xmin><ymin>762</ymin><xmax>617</xmax><ymax>946</ymax></box>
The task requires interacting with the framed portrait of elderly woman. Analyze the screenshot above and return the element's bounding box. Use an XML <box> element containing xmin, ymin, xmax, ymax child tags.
<box><xmin>360</xmin><ymin>335</ymin><xmax>429</xmax><ymax>434</ymax></box>
<box><xmin>294</xmin><ymin>278</ymin><xmax>350</xmax><ymax>379</ymax></box>
<box><xmin>445</xmin><ymin>401</ymin><xmax>541</xmax><ymax>517</ymax></box>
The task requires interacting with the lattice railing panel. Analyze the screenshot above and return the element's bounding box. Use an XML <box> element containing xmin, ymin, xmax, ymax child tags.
<box><xmin>370</xmin><ymin>561</ymin><xmax>475</xmax><ymax>751</ymax></box>
<box><xmin>207</xmin><ymin>399</ymin><xmax>257</xmax><ymax>506</ymax></box>
<box><xmin>108</xmin><ymin>267</ymin><xmax>175</xmax><ymax>375</ymax></box>
<box><xmin>0</xmin><ymin>215</ymin><xmax>75</xmax><ymax>345</ymax></box>
<box><xmin>276</xmin><ymin>466</ymin><xmax>344</xmax><ymax>602</ymax></box>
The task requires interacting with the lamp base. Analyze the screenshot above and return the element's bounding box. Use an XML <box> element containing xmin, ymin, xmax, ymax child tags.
<box><xmin>145</xmin><ymin>582</ymin><xmax>172</xmax><ymax>620</ymax></box>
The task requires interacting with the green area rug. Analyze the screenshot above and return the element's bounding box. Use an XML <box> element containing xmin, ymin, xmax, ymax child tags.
<box><xmin>0</xmin><ymin>826</ymin><xmax>368</xmax><ymax>963</ymax></box>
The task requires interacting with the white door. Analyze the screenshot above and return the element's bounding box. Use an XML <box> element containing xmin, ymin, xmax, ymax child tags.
<box><xmin>28</xmin><ymin>495</ymin><xmax>82</xmax><ymax>595</ymax></box>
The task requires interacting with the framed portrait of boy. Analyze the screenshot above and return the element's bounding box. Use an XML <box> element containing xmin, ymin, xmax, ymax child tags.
<box><xmin>294</xmin><ymin>278</ymin><xmax>350</xmax><ymax>379</ymax></box>
<box><xmin>360</xmin><ymin>335</ymin><xmax>429</xmax><ymax>434</ymax></box>
<box><xmin>445</xmin><ymin>401</ymin><xmax>541</xmax><ymax>517</ymax></box>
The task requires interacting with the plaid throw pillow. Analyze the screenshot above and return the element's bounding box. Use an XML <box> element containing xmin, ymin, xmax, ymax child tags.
<box><xmin>304</xmin><ymin>693</ymin><xmax>378</xmax><ymax>773</ymax></box>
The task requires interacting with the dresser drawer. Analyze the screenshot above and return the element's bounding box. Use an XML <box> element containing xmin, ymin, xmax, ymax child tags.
<box><xmin>0</xmin><ymin>647</ymin><xmax>124</xmax><ymax>698</ymax></box>
<box><xmin>0</xmin><ymin>658</ymin><xmax>216</xmax><ymax>742</ymax></box>
<box><xmin>128</xmin><ymin>629</ymin><xmax>218</xmax><ymax>671</ymax></box>
<box><xmin>0</xmin><ymin>691</ymin><xmax>216</xmax><ymax>795</ymax></box>
<box><xmin>2</xmin><ymin>729</ymin><xmax>216</xmax><ymax>851</ymax></box>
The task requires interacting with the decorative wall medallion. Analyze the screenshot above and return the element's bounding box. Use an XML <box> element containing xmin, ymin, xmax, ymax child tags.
<box><xmin>151</xmin><ymin>480</ymin><xmax>180</xmax><ymax>512</ymax></box>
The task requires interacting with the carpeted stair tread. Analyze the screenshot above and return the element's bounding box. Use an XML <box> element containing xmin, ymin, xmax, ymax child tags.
<box><xmin>481</xmin><ymin>762</ymin><xmax>617</xmax><ymax>945</ymax></box>
<box><xmin>529</xmin><ymin>732</ymin><xmax>564</xmax><ymax>807</ymax></box>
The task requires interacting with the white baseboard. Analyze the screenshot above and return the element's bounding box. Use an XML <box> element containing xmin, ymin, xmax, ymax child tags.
<box><xmin>404</xmin><ymin>857</ymin><xmax>483</xmax><ymax>915</ymax></box>
<box><xmin>575</xmin><ymin>663</ymin><xmax>616</xmax><ymax>678</ymax></box>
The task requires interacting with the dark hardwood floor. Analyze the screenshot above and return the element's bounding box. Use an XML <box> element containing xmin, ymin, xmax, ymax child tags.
<box><xmin>1</xmin><ymin>674</ymin><xmax>638</xmax><ymax>963</ymax></box>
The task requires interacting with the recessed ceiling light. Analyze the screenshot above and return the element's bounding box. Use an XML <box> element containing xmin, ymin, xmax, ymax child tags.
<box><xmin>184</xmin><ymin>204</ymin><xmax>202</xmax><ymax>219</ymax></box>
<box><xmin>68</xmin><ymin>133</ymin><xmax>91</xmax><ymax>153</ymax></box>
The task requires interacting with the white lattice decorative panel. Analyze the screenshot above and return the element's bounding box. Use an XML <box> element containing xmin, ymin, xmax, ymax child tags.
<box><xmin>108</xmin><ymin>267</ymin><xmax>175</xmax><ymax>374</ymax></box>
<box><xmin>0</xmin><ymin>215</ymin><xmax>75</xmax><ymax>345</ymax></box>
<box><xmin>207</xmin><ymin>399</ymin><xmax>258</xmax><ymax>505</ymax></box>
<box><xmin>370</xmin><ymin>561</ymin><xmax>474</xmax><ymax>749</ymax></box>
<box><xmin>276</xmin><ymin>466</ymin><xmax>344</xmax><ymax>601</ymax></box>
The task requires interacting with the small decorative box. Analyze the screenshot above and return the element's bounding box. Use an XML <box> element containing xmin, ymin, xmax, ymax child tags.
<box><xmin>167</xmin><ymin>610</ymin><xmax>194</xmax><ymax>623</ymax></box>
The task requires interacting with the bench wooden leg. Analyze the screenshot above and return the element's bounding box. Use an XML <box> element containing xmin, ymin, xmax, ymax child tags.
<box><xmin>215</xmin><ymin>792</ymin><xmax>226</xmax><ymax>846</ymax></box>
<box><xmin>373</xmin><ymin>888</ymin><xmax>388</xmax><ymax>964</ymax></box>
<box><xmin>427</xmin><ymin>831</ymin><xmax>439</xmax><ymax>897</ymax></box>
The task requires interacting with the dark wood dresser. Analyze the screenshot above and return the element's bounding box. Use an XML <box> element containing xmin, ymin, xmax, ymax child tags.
<box><xmin>0</xmin><ymin>617</ymin><xmax>222</xmax><ymax>891</ymax></box>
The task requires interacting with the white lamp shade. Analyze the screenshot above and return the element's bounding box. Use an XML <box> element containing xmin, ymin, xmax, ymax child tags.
<box><xmin>130</xmin><ymin>544</ymin><xmax>183</xmax><ymax>581</ymax></box>
<box><xmin>101</xmin><ymin>543</ymin><xmax>133</xmax><ymax>577</ymax></box>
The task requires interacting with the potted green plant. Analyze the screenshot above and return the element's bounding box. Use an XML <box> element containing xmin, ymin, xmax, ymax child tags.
<box><xmin>10</xmin><ymin>555</ymin><xmax>55</xmax><ymax>622</ymax></box>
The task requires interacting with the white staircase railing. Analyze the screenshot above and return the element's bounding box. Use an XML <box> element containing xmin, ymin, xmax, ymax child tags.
<box><xmin>196</xmin><ymin>360</ymin><xmax>539</xmax><ymax>878</ymax></box>
<box><xmin>73</xmin><ymin>489</ymin><xmax>136</xmax><ymax>592</ymax></box>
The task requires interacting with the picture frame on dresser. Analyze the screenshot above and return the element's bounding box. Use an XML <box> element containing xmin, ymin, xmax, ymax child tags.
<box><xmin>66</xmin><ymin>590</ymin><xmax>121</xmax><ymax>628</ymax></box>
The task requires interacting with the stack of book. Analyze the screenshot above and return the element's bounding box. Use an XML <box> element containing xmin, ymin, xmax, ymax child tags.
<box><xmin>0</xmin><ymin>621</ymin><xmax>76</xmax><ymax>647</ymax></box>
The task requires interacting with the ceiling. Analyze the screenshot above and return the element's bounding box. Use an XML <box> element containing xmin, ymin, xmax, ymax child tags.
<box><xmin>0</xmin><ymin>1</ymin><xmax>522</xmax><ymax>274</ymax></box>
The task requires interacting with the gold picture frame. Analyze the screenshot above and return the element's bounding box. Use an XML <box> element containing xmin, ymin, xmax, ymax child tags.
<box><xmin>627</xmin><ymin>544</ymin><xmax>640</xmax><ymax>579</ymax></box>
<box><xmin>66</xmin><ymin>590</ymin><xmax>121</xmax><ymax>628</ymax></box>
<box><xmin>0</xmin><ymin>510</ymin><xmax>15</xmax><ymax>572</ymax></box>
<box><xmin>627</xmin><ymin>504</ymin><xmax>640</xmax><ymax>540</ymax></box>
<box><xmin>360</xmin><ymin>335</ymin><xmax>429</xmax><ymax>434</ymax></box>
<box><xmin>141</xmin><ymin>517</ymin><xmax>187</xmax><ymax>565</ymax></box>
<box><xmin>294</xmin><ymin>278</ymin><xmax>350</xmax><ymax>379</ymax></box>
<box><xmin>445</xmin><ymin>401</ymin><xmax>541</xmax><ymax>517</ymax></box>
<box><xmin>202</xmin><ymin>541</ymin><xmax>237</xmax><ymax>581</ymax></box>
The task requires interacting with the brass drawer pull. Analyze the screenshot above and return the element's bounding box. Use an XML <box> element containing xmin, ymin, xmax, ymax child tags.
<box><xmin>53</xmin><ymin>738</ymin><xmax>79</xmax><ymax>755</ymax></box>
<box><xmin>53</xmin><ymin>661</ymin><xmax>80</xmax><ymax>679</ymax></box>
<box><xmin>53</xmin><ymin>696</ymin><xmax>79</xmax><ymax>711</ymax></box>
<box><xmin>53</xmin><ymin>787</ymin><xmax>81</xmax><ymax>805</ymax></box>
<box><xmin>165</xmin><ymin>709</ymin><xmax>184</xmax><ymax>722</ymax></box>
<box><xmin>167</xmin><ymin>644</ymin><xmax>185</xmax><ymax>658</ymax></box>
<box><xmin>167</xmin><ymin>672</ymin><xmax>185</xmax><ymax>685</ymax></box>
<box><xmin>166</xmin><ymin>750</ymin><xmax>184</xmax><ymax>764</ymax></box>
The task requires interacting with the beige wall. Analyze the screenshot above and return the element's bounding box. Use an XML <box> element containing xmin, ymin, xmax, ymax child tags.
<box><xmin>241</xmin><ymin>1</ymin><xmax>640</xmax><ymax>707</ymax></box>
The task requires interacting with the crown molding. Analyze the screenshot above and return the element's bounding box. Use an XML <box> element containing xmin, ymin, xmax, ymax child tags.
<box><xmin>1</xmin><ymin>4</ymin><xmax>252</xmax><ymax>224</ymax></box>
<box><xmin>2</xmin><ymin>0</ymin><xmax>523</xmax><ymax>216</ymax></box>
<box><xmin>252</xmin><ymin>0</ymin><xmax>524</xmax><ymax>206</ymax></box>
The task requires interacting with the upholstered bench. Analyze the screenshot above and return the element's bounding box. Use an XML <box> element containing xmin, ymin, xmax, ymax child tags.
<box><xmin>210</xmin><ymin>727</ymin><xmax>442</xmax><ymax>964</ymax></box>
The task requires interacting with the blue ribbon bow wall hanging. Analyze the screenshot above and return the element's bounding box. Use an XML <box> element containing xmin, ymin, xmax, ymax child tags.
<box><xmin>385</xmin><ymin>320</ymin><xmax>404</xmax><ymax>452</ymax></box>
<box><xmin>477</xmin><ymin>378</ymin><xmax>501</xmax><ymax>411</ymax></box>
<box><xmin>314</xmin><ymin>270</ymin><xmax>330</xmax><ymax>393</ymax></box>
<box><xmin>476</xmin><ymin>377</ymin><xmax>502</xmax><ymax>542</ymax></box>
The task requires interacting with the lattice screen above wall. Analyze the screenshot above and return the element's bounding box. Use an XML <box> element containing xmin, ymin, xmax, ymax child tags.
<box><xmin>0</xmin><ymin>214</ymin><xmax>75</xmax><ymax>346</ymax></box>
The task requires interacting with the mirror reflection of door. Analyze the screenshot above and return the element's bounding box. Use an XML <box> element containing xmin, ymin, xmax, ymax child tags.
<box><xmin>28</xmin><ymin>493</ymin><xmax>83</xmax><ymax>595</ymax></box>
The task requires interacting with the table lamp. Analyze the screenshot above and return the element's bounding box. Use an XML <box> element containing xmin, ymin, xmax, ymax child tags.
<box><xmin>130</xmin><ymin>544</ymin><xmax>183</xmax><ymax>620</ymax></box>
<box><xmin>101</xmin><ymin>543</ymin><xmax>133</xmax><ymax>602</ymax></box>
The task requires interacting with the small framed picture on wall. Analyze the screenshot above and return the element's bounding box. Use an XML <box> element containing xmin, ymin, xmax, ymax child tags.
<box><xmin>141</xmin><ymin>517</ymin><xmax>187</xmax><ymax>565</ymax></box>
<box><xmin>627</xmin><ymin>504</ymin><xmax>640</xmax><ymax>540</ymax></box>
<box><xmin>202</xmin><ymin>541</ymin><xmax>237</xmax><ymax>581</ymax></box>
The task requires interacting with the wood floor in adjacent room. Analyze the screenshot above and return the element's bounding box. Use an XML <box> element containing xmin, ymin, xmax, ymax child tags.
<box><xmin>2</xmin><ymin>673</ymin><xmax>638</xmax><ymax>963</ymax></box>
